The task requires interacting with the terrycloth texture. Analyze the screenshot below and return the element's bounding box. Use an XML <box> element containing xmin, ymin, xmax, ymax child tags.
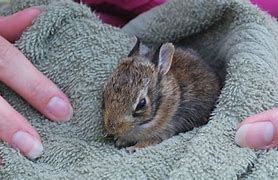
<box><xmin>1</xmin><ymin>0</ymin><xmax>278</xmax><ymax>179</ymax></box>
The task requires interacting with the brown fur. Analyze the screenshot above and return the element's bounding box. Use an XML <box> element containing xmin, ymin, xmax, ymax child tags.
<box><xmin>102</xmin><ymin>42</ymin><xmax>220</xmax><ymax>152</ymax></box>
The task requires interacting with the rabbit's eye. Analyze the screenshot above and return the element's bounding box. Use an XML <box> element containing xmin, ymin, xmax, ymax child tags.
<box><xmin>135</xmin><ymin>98</ymin><xmax>146</xmax><ymax>111</ymax></box>
<box><xmin>133</xmin><ymin>98</ymin><xmax>148</xmax><ymax>117</ymax></box>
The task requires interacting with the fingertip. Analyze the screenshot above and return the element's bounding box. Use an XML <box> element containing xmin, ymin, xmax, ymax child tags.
<box><xmin>46</xmin><ymin>96</ymin><xmax>73</xmax><ymax>122</ymax></box>
<box><xmin>235</xmin><ymin>121</ymin><xmax>275</xmax><ymax>149</ymax></box>
<box><xmin>11</xmin><ymin>131</ymin><xmax>43</xmax><ymax>160</ymax></box>
<box><xmin>26</xmin><ymin>139</ymin><xmax>43</xmax><ymax>160</ymax></box>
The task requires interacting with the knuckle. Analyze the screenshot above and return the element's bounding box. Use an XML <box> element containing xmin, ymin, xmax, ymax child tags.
<box><xmin>0</xmin><ymin>37</ymin><xmax>12</xmax><ymax>70</ymax></box>
<box><xmin>0</xmin><ymin>36</ymin><xmax>17</xmax><ymax>57</ymax></box>
<box><xmin>0</xmin><ymin>96</ymin><xmax>20</xmax><ymax>131</ymax></box>
<box><xmin>0</xmin><ymin>36</ymin><xmax>21</xmax><ymax>73</ymax></box>
<box><xmin>28</xmin><ymin>78</ymin><xmax>46</xmax><ymax>100</ymax></box>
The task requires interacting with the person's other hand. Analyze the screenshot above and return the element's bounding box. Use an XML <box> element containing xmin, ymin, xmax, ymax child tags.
<box><xmin>0</xmin><ymin>7</ymin><xmax>73</xmax><ymax>159</ymax></box>
<box><xmin>235</xmin><ymin>108</ymin><xmax>278</xmax><ymax>149</ymax></box>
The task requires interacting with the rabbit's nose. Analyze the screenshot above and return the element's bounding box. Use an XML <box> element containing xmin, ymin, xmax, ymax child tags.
<box><xmin>114</xmin><ymin>122</ymin><xmax>132</xmax><ymax>135</ymax></box>
<box><xmin>104</xmin><ymin>120</ymin><xmax>116</xmax><ymax>133</ymax></box>
<box><xmin>105</xmin><ymin>117</ymin><xmax>132</xmax><ymax>135</ymax></box>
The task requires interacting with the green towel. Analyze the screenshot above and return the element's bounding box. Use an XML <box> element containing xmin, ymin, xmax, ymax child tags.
<box><xmin>1</xmin><ymin>0</ymin><xmax>278</xmax><ymax>179</ymax></box>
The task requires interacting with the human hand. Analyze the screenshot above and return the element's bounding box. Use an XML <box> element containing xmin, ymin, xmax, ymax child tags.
<box><xmin>235</xmin><ymin>108</ymin><xmax>278</xmax><ymax>149</ymax></box>
<box><xmin>0</xmin><ymin>7</ymin><xmax>73</xmax><ymax>159</ymax></box>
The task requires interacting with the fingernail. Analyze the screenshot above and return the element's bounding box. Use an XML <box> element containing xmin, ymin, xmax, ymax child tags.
<box><xmin>12</xmin><ymin>131</ymin><xmax>43</xmax><ymax>160</ymax></box>
<box><xmin>235</xmin><ymin>122</ymin><xmax>275</xmax><ymax>148</ymax></box>
<box><xmin>23</xmin><ymin>7</ymin><xmax>43</xmax><ymax>16</ymax></box>
<box><xmin>46</xmin><ymin>96</ymin><xmax>73</xmax><ymax>121</ymax></box>
<box><xmin>29</xmin><ymin>6</ymin><xmax>45</xmax><ymax>11</ymax></box>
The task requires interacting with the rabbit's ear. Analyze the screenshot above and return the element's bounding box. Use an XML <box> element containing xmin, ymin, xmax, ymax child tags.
<box><xmin>155</xmin><ymin>43</ymin><xmax>175</xmax><ymax>75</ymax></box>
<box><xmin>128</xmin><ymin>37</ymin><xmax>140</xmax><ymax>57</ymax></box>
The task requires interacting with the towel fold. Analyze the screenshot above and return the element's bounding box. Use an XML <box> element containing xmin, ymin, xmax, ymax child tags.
<box><xmin>1</xmin><ymin>0</ymin><xmax>278</xmax><ymax>179</ymax></box>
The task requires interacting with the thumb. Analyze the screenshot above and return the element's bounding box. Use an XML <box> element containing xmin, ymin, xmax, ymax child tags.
<box><xmin>235</xmin><ymin>108</ymin><xmax>278</xmax><ymax>149</ymax></box>
<box><xmin>0</xmin><ymin>7</ymin><xmax>42</xmax><ymax>42</ymax></box>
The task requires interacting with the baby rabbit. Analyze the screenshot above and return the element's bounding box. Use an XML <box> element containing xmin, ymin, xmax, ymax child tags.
<box><xmin>102</xmin><ymin>39</ymin><xmax>220</xmax><ymax>152</ymax></box>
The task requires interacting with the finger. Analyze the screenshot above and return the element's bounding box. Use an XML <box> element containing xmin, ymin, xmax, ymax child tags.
<box><xmin>235</xmin><ymin>108</ymin><xmax>278</xmax><ymax>149</ymax></box>
<box><xmin>0</xmin><ymin>7</ymin><xmax>42</xmax><ymax>42</ymax></box>
<box><xmin>0</xmin><ymin>96</ymin><xmax>43</xmax><ymax>159</ymax></box>
<box><xmin>0</xmin><ymin>36</ymin><xmax>73</xmax><ymax>122</ymax></box>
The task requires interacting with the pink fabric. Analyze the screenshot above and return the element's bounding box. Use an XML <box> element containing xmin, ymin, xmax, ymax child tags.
<box><xmin>82</xmin><ymin>0</ymin><xmax>146</xmax><ymax>8</ymax></box>
<box><xmin>250</xmin><ymin>0</ymin><xmax>278</xmax><ymax>17</ymax></box>
<box><xmin>77</xmin><ymin>0</ymin><xmax>278</xmax><ymax>27</ymax></box>
<box><xmin>77</xmin><ymin>0</ymin><xmax>167</xmax><ymax>26</ymax></box>
<box><xmin>82</xmin><ymin>0</ymin><xmax>165</xmax><ymax>11</ymax></box>
<box><xmin>95</xmin><ymin>12</ymin><xmax>126</xmax><ymax>27</ymax></box>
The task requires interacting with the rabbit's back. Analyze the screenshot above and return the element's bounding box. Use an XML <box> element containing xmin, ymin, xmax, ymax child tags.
<box><xmin>169</xmin><ymin>48</ymin><xmax>220</xmax><ymax>132</ymax></box>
